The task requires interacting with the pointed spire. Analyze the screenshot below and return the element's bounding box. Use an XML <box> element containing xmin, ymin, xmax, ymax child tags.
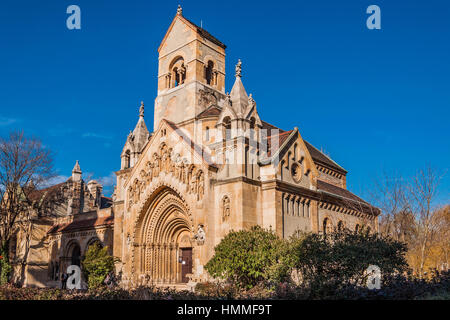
<box><xmin>230</xmin><ymin>61</ymin><xmax>248</xmax><ymax>116</ymax></box>
<box><xmin>72</xmin><ymin>160</ymin><xmax>81</xmax><ymax>174</ymax></box>
<box><xmin>132</xmin><ymin>101</ymin><xmax>150</xmax><ymax>153</ymax></box>
<box><xmin>139</xmin><ymin>101</ymin><xmax>145</xmax><ymax>118</ymax></box>
<box><xmin>72</xmin><ymin>160</ymin><xmax>82</xmax><ymax>182</ymax></box>
<box><xmin>235</xmin><ymin>59</ymin><xmax>242</xmax><ymax>78</ymax></box>
<box><xmin>177</xmin><ymin>4</ymin><xmax>183</xmax><ymax>16</ymax></box>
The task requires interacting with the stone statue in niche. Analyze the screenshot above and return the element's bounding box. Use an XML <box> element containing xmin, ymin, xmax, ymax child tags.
<box><xmin>222</xmin><ymin>196</ymin><xmax>230</xmax><ymax>221</ymax></box>
<box><xmin>197</xmin><ymin>172</ymin><xmax>204</xmax><ymax>200</ymax></box>
<box><xmin>145</xmin><ymin>162</ymin><xmax>153</xmax><ymax>184</ymax></box>
<box><xmin>153</xmin><ymin>154</ymin><xmax>160</xmax><ymax>177</ymax></box>
<box><xmin>194</xmin><ymin>225</ymin><xmax>206</xmax><ymax>245</ymax></box>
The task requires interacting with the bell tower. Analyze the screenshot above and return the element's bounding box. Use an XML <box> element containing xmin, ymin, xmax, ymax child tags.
<box><xmin>154</xmin><ymin>5</ymin><xmax>227</xmax><ymax>131</ymax></box>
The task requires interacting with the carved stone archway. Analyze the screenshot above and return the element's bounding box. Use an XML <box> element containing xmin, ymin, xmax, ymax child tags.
<box><xmin>133</xmin><ymin>186</ymin><xmax>194</xmax><ymax>284</ymax></box>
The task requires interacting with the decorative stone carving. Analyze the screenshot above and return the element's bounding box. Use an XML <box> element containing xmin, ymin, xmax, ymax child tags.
<box><xmin>222</xmin><ymin>196</ymin><xmax>230</xmax><ymax>221</ymax></box>
<box><xmin>126</xmin><ymin>143</ymin><xmax>206</xmax><ymax>210</ymax></box>
<box><xmin>198</xmin><ymin>88</ymin><xmax>218</xmax><ymax>108</ymax></box>
<box><xmin>291</xmin><ymin>163</ymin><xmax>303</xmax><ymax>183</ymax></box>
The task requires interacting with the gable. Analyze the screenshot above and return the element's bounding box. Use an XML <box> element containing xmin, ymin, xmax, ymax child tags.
<box><xmin>124</xmin><ymin>120</ymin><xmax>215</xmax><ymax>189</ymax></box>
<box><xmin>158</xmin><ymin>17</ymin><xmax>198</xmax><ymax>56</ymax></box>
<box><xmin>275</xmin><ymin>129</ymin><xmax>319</xmax><ymax>189</ymax></box>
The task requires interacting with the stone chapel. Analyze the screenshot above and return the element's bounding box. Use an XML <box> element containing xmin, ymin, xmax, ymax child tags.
<box><xmin>7</xmin><ymin>6</ymin><xmax>379</xmax><ymax>288</ymax></box>
<box><xmin>111</xmin><ymin>6</ymin><xmax>380</xmax><ymax>287</ymax></box>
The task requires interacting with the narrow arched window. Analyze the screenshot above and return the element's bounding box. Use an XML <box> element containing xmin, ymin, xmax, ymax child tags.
<box><xmin>323</xmin><ymin>218</ymin><xmax>328</xmax><ymax>234</ymax></box>
<box><xmin>125</xmin><ymin>150</ymin><xmax>131</xmax><ymax>169</ymax></box>
<box><xmin>205</xmin><ymin>61</ymin><xmax>214</xmax><ymax>85</ymax></box>
<box><xmin>205</xmin><ymin>126</ymin><xmax>210</xmax><ymax>141</ymax></box>
<box><xmin>337</xmin><ymin>221</ymin><xmax>344</xmax><ymax>233</ymax></box>
<box><xmin>174</xmin><ymin>67</ymin><xmax>180</xmax><ymax>87</ymax></box>
<box><xmin>323</xmin><ymin>218</ymin><xmax>332</xmax><ymax>235</ymax></box>
<box><xmin>223</xmin><ymin>117</ymin><xmax>231</xmax><ymax>140</ymax></box>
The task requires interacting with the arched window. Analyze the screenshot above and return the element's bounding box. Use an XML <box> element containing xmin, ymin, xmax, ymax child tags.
<box><xmin>169</xmin><ymin>57</ymin><xmax>186</xmax><ymax>88</ymax></box>
<box><xmin>223</xmin><ymin>117</ymin><xmax>231</xmax><ymax>140</ymax></box>
<box><xmin>205</xmin><ymin>126</ymin><xmax>210</xmax><ymax>141</ymax></box>
<box><xmin>205</xmin><ymin>61</ymin><xmax>214</xmax><ymax>85</ymax></box>
<box><xmin>355</xmin><ymin>224</ymin><xmax>360</xmax><ymax>233</ymax></box>
<box><xmin>323</xmin><ymin>218</ymin><xmax>332</xmax><ymax>235</ymax></box>
<box><xmin>67</xmin><ymin>242</ymin><xmax>82</xmax><ymax>267</ymax></box>
<box><xmin>337</xmin><ymin>221</ymin><xmax>344</xmax><ymax>233</ymax></box>
<box><xmin>125</xmin><ymin>150</ymin><xmax>131</xmax><ymax>169</ymax></box>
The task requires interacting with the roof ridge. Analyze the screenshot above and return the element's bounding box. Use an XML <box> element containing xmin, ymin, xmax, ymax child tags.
<box><xmin>183</xmin><ymin>17</ymin><xmax>226</xmax><ymax>49</ymax></box>
<box><xmin>303</xmin><ymin>140</ymin><xmax>346</xmax><ymax>171</ymax></box>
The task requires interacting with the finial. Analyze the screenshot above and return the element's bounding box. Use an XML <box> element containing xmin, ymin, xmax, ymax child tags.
<box><xmin>139</xmin><ymin>101</ymin><xmax>145</xmax><ymax>118</ymax></box>
<box><xmin>235</xmin><ymin>59</ymin><xmax>242</xmax><ymax>78</ymax></box>
<box><xmin>177</xmin><ymin>5</ymin><xmax>183</xmax><ymax>16</ymax></box>
<box><xmin>248</xmin><ymin>93</ymin><xmax>255</xmax><ymax>106</ymax></box>
<box><xmin>72</xmin><ymin>160</ymin><xmax>81</xmax><ymax>173</ymax></box>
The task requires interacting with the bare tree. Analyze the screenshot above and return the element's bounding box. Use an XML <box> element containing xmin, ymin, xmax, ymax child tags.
<box><xmin>431</xmin><ymin>205</ymin><xmax>450</xmax><ymax>271</ymax></box>
<box><xmin>408</xmin><ymin>166</ymin><xmax>444</xmax><ymax>277</ymax></box>
<box><xmin>370</xmin><ymin>170</ymin><xmax>414</xmax><ymax>241</ymax></box>
<box><xmin>0</xmin><ymin>131</ymin><xmax>54</xmax><ymax>284</ymax></box>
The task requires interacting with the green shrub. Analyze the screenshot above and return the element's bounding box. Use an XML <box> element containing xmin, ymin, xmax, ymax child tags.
<box><xmin>0</xmin><ymin>246</ymin><xmax>12</xmax><ymax>285</ymax></box>
<box><xmin>288</xmin><ymin>230</ymin><xmax>410</xmax><ymax>298</ymax></box>
<box><xmin>205</xmin><ymin>226</ymin><xmax>288</xmax><ymax>289</ymax></box>
<box><xmin>82</xmin><ymin>243</ymin><xmax>118</xmax><ymax>289</ymax></box>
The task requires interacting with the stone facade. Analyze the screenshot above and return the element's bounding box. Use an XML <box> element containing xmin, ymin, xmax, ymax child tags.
<box><xmin>9</xmin><ymin>6</ymin><xmax>379</xmax><ymax>288</ymax></box>
<box><xmin>112</xmin><ymin>7</ymin><xmax>380</xmax><ymax>287</ymax></box>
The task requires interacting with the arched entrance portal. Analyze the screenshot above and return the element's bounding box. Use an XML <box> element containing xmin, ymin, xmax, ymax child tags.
<box><xmin>66</xmin><ymin>241</ymin><xmax>81</xmax><ymax>267</ymax></box>
<box><xmin>135</xmin><ymin>186</ymin><xmax>194</xmax><ymax>284</ymax></box>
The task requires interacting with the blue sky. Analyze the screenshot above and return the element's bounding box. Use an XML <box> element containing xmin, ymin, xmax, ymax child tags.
<box><xmin>0</xmin><ymin>0</ymin><xmax>449</xmax><ymax>204</ymax></box>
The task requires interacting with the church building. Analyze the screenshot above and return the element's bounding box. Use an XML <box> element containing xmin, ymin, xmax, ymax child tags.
<box><xmin>8</xmin><ymin>6</ymin><xmax>379</xmax><ymax>288</ymax></box>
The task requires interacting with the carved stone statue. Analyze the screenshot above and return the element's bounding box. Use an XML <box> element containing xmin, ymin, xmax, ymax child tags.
<box><xmin>222</xmin><ymin>196</ymin><xmax>231</xmax><ymax>221</ymax></box>
<box><xmin>194</xmin><ymin>225</ymin><xmax>206</xmax><ymax>245</ymax></box>
<box><xmin>197</xmin><ymin>172</ymin><xmax>204</xmax><ymax>200</ymax></box>
<box><xmin>235</xmin><ymin>59</ymin><xmax>242</xmax><ymax>78</ymax></box>
<box><xmin>153</xmin><ymin>154</ymin><xmax>160</xmax><ymax>177</ymax></box>
<box><xmin>139</xmin><ymin>101</ymin><xmax>144</xmax><ymax>118</ymax></box>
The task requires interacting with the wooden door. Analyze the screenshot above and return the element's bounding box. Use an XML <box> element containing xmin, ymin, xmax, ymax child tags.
<box><xmin>181</xmin><ymin>248</ymin><xmax>192</xmax><ymax>283</ymax></box>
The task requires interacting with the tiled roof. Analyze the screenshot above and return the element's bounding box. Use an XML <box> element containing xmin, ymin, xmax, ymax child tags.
<box><xmin>317</xmin><ymin>180</ymin><xmax>367</xmax><ymax>205</ymax></box>
<box><xmin>101</xmin><ymin>197</ymin><xmax>113</xmax><ymax>209</ymax></box>
<box><xmin>28</xmin><ymin>182</ymin><xmax>67</xmax><ymax>203</ymax></box>
<box><xmin>184</xmin><ymin>17</ymin><xmax>227</xmax><ymax>49</ymax></box>
<box><xmin>261</xmin><ymin>121</ymin><xmax>346</xmax><ymax>174</ymax></box>
<box><xmin>317</xmin><ymin>180</ymin><xmax>379</xmax><ymax>215</ymax></box>
<box><xmin>197</xmin><ymin>105</ymin><xmax>222</xmax><ymax>118</ymax></box>
<box><xmin>303</xmin><ymin>140</ymin><xmax>347</xmax><ymax>174</ymax></box>
<box><xmin>47</xmin><ymin>215</ymin><xmax>114</xmax><ymax>234</ymax></box>
<box><xmin>266</xmin><ymin>130</ymin><xmax>293</xmax><ymax>157</ymax></box>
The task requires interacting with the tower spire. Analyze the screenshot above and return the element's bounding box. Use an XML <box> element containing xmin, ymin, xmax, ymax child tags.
<box><xmin>72</xmin><ymin>160</ymin><xmax>82</xmax><ymax>182</ymax></box>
